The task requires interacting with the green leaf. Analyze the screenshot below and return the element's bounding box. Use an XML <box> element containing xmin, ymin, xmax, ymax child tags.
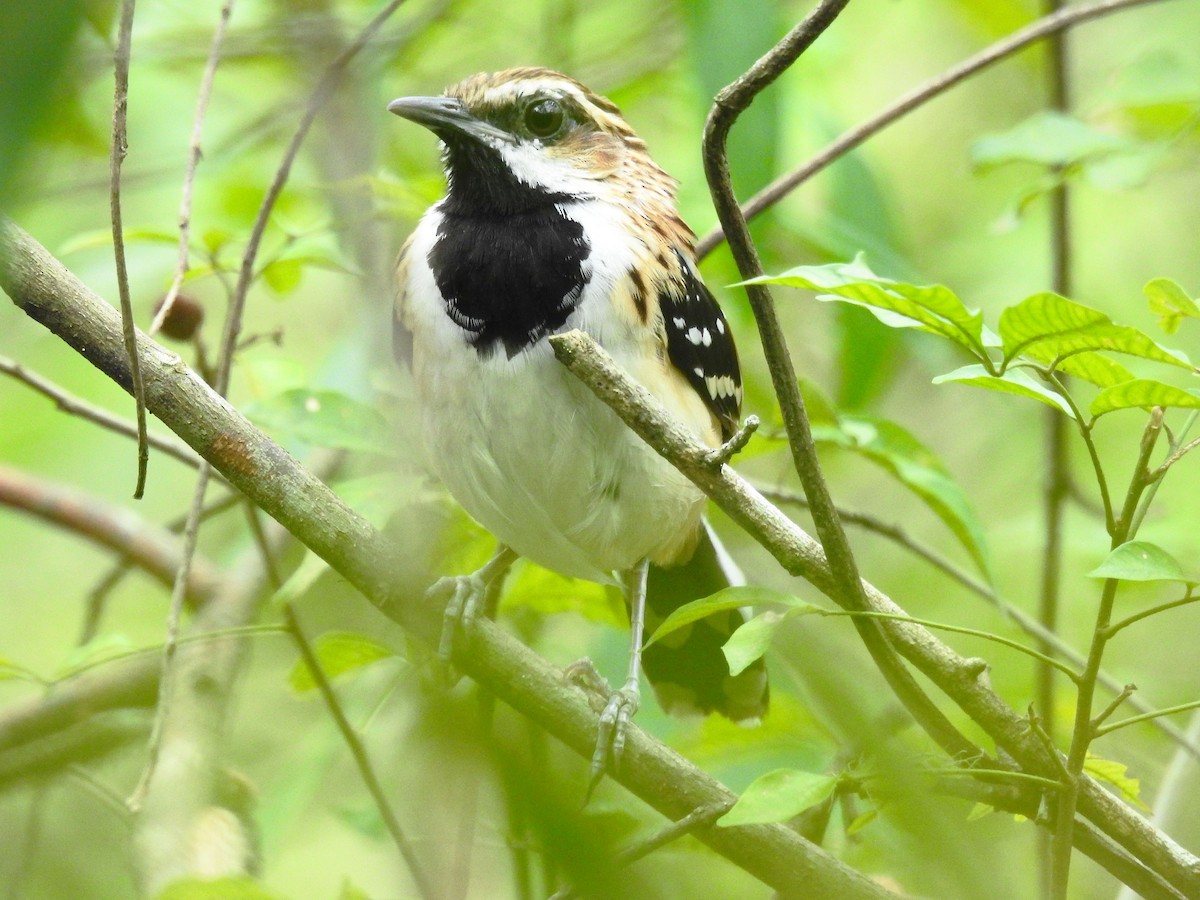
<box><xmin>1087</xmin><ymin>541</ymin><xmax>1190</xmax><ymax>584</ymax></box>
<box><xmin>644</xmin><ymin>587</ymin><xmax>810</xmax><ymax>648</ymax></box>
<box><xmin>1053</xmin><ymin>352</ymin><xmax>1135</xmax><ymax>389</ymax></box>
<box><xmin>260</xmin><ymin>257</ymin><xmax>304</xmax><ymax>295</ymax></box>
<box><xmin>966</xmin><ymin>802</ymin><xmax>994</xmax><ymax>822</ymax></box>
<box><xmin>337</xmin><ymin>803</ymin><xmax>387</xmax><ymax>841</ymax></box>
<box><xmin>157</xmin><ymin>877</ymin><xmax>282</xmax><ymax>900</ymax></box>
<box><xmin>288</xmin><ymin>632</ymin><xmax>397</xmax><ymax>693</ymax></box>
<box><xmin>815</xmin><ymin>414</ymin><xmax>991</xmax><ymax>577</ymax></box>
<box><xmin>971</xmin><ymin>111</ymin><xmax>1132</xmax><ymax>171</ymax></box>
<box><xmin>501</xmin><ymin>563</ymin><xmax>621</xmax><ymax>627</ymax></box>
<box><xmin>247</xmin><ymin>389</ymin><xmax>393</xmax><ymax>455</ymax></box>
<box><xmin>933</xmin><ymin>365</ymin><xmax>1075</xmax><ymax>418</ymax></box>
<box><xmin>1145</xmin><ymin>278</ymin><xmax>1200</xmax><ymax>335</ymax></box>
<box><xmin>1091</xmin><ymin>380</ymin><xmax>1200</xmax><ymax>419</ymax></box>
<box><xmin>1084</xmin><ymin>754</ymin><xmax>1149</xmax><ymax>810</ymax></box>
<box><xmin>999</xmin><ymin>292</ymin><xmax>1193</xmax><ymax>371</ymax></box>
<box><xmin>744</xmin><ymin>256</ymin><xmax>986</xmax><ymax>357</ymax></box>
<box><xmin>845</xmin><ymin>808</ymin><xmax>879</xmax><ymax>835</ymax></box>
<box><xmin>718</xmin><ymin>768</ymin><xmax>838</xmax><ymax>827</ymax></box>
<box><xmin>722</xmin><ymin>609</ymin><xmax>815</xmax><ymax>676</ymax></box>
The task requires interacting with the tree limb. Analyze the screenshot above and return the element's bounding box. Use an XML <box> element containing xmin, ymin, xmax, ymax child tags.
<box><xmin>0</xmin><ymin>216</ymin><xmax>895</xmax><ymax>900</ymax></box>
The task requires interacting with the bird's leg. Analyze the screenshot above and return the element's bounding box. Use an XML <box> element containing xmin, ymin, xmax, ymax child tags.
<box><xmin>589</xmin><ymin>558</ymin><xmax>649</xmax><ymax>792</ymax></box>
<box><xmin>428</xmin><ymin>544</ymin><xmax>517</xmax><ymax>666</ymax></box>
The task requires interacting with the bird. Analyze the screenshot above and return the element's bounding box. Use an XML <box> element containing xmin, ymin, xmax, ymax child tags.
<box><xmin>388</xmin><ymin>67</ymin><xmax>768</xmax><ymax>780</ymax></box>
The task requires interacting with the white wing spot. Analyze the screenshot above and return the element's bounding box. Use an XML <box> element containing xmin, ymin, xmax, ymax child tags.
<box><xmin>687</xmin><ymin>327</ymin><xmax>703</xmax><ymax>346</ymax></box>
<box><xmin>693</xmin><ymin>366</ymin><xmax>704</xmax><ymax>378</ymax></box>
<box><xmin>702</xmin><ymin>328</ymin><xmax>712</xmax><ymax>346</ymax></box>
<box><xmin>674</xmin><ymin>317</ymin><xmax>687</xmax><ymax>329</ymax></box>
<box><xmin>716</xmin><ymin>318</ymin><xmax>726</xmax><ymax>334</ymax></box>
<box><xmin>705</xmin><ymin>375</ymin><xmax>719</xmax><ymax>398</ymax></box>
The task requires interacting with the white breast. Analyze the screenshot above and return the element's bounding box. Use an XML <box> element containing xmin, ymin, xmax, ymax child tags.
<box><xmin>400</xmin><ymin>205</ymin><xmax>712</xmax><ymax>583</ymax></box>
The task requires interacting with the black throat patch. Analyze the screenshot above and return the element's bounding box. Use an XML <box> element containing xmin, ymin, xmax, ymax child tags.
<box><xmin>429</xmin><ymin>204</ymin><xmax>591</xmax><ymax>358</ymax></box>
<box><xmin>428</xmin><ymin>137</ymin><xmax>593</xmax><ymax>358</ymax></box>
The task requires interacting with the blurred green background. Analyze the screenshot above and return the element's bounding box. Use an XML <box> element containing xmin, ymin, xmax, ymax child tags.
<box><xmin>2</xmin><ymin>0</ymin><xmax>1199</xmax><ymax>897</ymax></box>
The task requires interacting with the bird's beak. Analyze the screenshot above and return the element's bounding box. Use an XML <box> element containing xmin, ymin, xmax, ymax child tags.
<box><xmin>387</xmin><ymin>96</ymin><xmax>512</xmax><ymax>145</ymax></box>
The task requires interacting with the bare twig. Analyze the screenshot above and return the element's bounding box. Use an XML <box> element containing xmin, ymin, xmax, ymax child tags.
<box><xmin>703</xmin><ymin>1</ymin><xmax>981</xmax><ymax>763</ymax></box>
<box><xmin>127</xmin><ymin>462</ymin><xmax>214</xmax><ymax>812</ymax></box>
<box><xmin>148</xmin><ymin>0</ymin><xmax>237</xmax><ymax>337</ymax></box>
<box><xmin>109</xmin><ymin>0</ymin><xmax>149</xmax><ymax>497</ymax></box>
<box><xmin>0</xmin><ymin>354</ymin><xmax>206</xmax><ymax>471</ymax></box>
<box><xmin>766</xmin><ymin>482</ymin><xmax>1200</xmax><ymax>760</ymax></box>
<box><xmin>694</xmin><ymin>0</ymin><xmax>1168</xmax><ymax>260</ymax></box>
<box><xmin>214</xmin><ymin>0</ymin><xmax>408</xmax><ymax>396</ymax></box>
<box><xmin>548</xmin><ymin>802</ymin><xmax>732</xmax><ymax>900</ymax></box>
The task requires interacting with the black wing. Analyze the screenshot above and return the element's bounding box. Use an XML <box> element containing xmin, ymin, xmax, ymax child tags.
<box><xmin>659</xmin><ymin>249</ymin><xmax>742</xmax><ymax>441</ymax></box>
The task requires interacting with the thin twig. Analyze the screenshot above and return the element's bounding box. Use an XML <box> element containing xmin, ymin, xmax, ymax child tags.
<box><xmin>109</xmin><ymin>0</ymin><xmax>149</xmax><ymax>498</ymax></box>
<box><xmin>214</xmin><ymin>0</ymin><xmax>408</xmax><ymax>397</ymax></box>
<box><xmin>703</xmin><ymin>0</ymin><xmax>980</xmax><ymax>763</ymax></box>
<box><xmin>548</xmin><ymin>802</ymin><xmax>732</xmax><ymax>900</ymax></box>
<box><xmin>127</xmin><ymin>463</ymin><xmax>213</xmax><ymax>812</ymax></box>
<box><xmin>148</xmin><ymin>0</ymin><xmax>237</xmax><ymax>337</ymax></box>
<box><xmin>1095</xmin><ymin>699</ymin><xmax>1200</xmax><ymax>739</ymax></box>
<box><xmin>79</xmin><ymin>490</ymin><xmax>243</xmax><ymax>644</ymax></box>
<box><xmin>283</xmin><ymin>603</ymin><xmax>436</xmax><ymax>900</ymax></box>
<box><xmin>0</xmin><ymin>354</ymin><xmax>207</xmax><ymax>471</ymax></box>
<box><xmin>695</xmin><ymin>0</ymin><xmax>1168</xmax><ymax>260</ymax></box>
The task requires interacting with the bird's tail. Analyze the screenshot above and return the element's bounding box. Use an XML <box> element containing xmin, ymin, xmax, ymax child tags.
<box><xmin>642</xmin><ymin>522</ymin><xmax>769</xmax><ymax>722</ymax></box>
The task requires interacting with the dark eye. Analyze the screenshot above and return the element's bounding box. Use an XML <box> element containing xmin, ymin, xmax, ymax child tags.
<box><xmin>524</xmin><ymin>98</ymin><xmax>564</xmax><ymax>138</ymax></box>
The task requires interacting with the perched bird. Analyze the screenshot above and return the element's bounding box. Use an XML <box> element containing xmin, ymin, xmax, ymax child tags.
<box><xmin>389</xmin><ymin>67</ymin><xmax>768</xmax><ymax>776</ymax></box>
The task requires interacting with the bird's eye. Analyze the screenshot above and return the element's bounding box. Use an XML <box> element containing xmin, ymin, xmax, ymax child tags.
<box><xmin>524</xmin><ymin>98</ymin><xmax>564</xmax><ymax>138</ymax></box>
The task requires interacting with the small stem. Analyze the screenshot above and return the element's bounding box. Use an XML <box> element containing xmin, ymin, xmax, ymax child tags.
<box><xmin>1095</xmin><ymin>699</ymin><xmax>1200</xmax><ymax>739</ymax></box>
<box><xmin>1091</xmin><ymin>684</ymin><xmax>1137</xmax><ymax>733</ymax></box>
<box><xmin>694</xmin><ymin>0</ymin><xmax>1167</xmax><ymax>260</ymax></box>
<box><xmin>817</xmin><ymin>609</ymin><xmax>1080</xmax><ymax>682</ymax></box>
<box><xmin>148</xmin><ymin>0</ymin><xmax>237</xmax><ymax>336</ymax></box>
<box><xmin>1106</xmin><ymin>592</ymin><xmax>1198</xmax><ymax>638</ymax></box>
<box><xmin>1050</xmin><ymin>410</ymin><xmax>1163</xmax><ymax>898</ymax></box>
<box><xmin>108</xmin><ymin>0</ymin><xmax>149</xmax><ymax>498</ymax></box>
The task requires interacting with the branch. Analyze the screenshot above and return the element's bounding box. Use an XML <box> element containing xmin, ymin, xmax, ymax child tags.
<box><xmin>546</xmin><ymin>327</ymin><xmax>1200</xmax><ymax>898</ymax></box>
<box><xmin>0</xmin><ymin>462</ymin><xmax>222</xmax><ymax>609</ymax></box>
<box><xmin>0</xmin><ymin>218</ymin><xmax>896</xmax><ymax>900</ymax></box>
<box><xmin>147</xmin><ymin>0</ymin><xmax>236</xmax><ymax>337</ymax></box>
<box><xmin>0</xmin><ymin>355</ymin><xmax>209</xmax><ymax>472</ymax></box>
<box><xmin>694</xmin><ymin>0</ymin><xmax>1168</xmax><ymax>260</ymax></box>
<box><xmin>703</xmin><ymin>0</ymin><xmax>983</xmax><ymax>768</ymax></box>
<box><xmin>109</xmin><ymin>0</ymin><xmax>149</xmax><ymax>497</ymax></box>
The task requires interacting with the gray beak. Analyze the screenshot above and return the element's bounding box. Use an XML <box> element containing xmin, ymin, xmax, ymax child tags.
<box><xmin>387</xmin><ymin>96</ymin><xmax>511</xmax><ymax>145</ymax></box>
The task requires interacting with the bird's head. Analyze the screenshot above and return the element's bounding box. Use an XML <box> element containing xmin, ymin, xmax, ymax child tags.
<box><xmin>388</xmin><ymin>68</ymin><xmax>671</xmax><ymax>216</ymax></box>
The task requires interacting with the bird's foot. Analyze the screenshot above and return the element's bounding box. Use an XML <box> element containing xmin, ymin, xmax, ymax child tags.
<box><xmin>565</xmin><ymin>660</ymin><xmax>640</xmax><ymax>797</ymax></box>
<box><xmin>429</xmin><ymin>571</ymin><xmax>489</xmax><ymax>663</ymax></box>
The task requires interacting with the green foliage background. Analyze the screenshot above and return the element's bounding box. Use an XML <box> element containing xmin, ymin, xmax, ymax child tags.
<box><xmin>1</xmin><ymin>0</ymin><xmax>1199</xmax><ymax>897</ymax></box>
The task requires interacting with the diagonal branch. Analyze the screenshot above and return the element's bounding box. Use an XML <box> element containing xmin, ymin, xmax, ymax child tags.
<box><xmin>0</xmin><ymin>217</ymin><xmax>896</xmax><ymax>900</ymax></box>
<box><xmin>546</xmin><ymin>327</ymin><xmax>1200</xmax><ymax>899</ymax></box>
